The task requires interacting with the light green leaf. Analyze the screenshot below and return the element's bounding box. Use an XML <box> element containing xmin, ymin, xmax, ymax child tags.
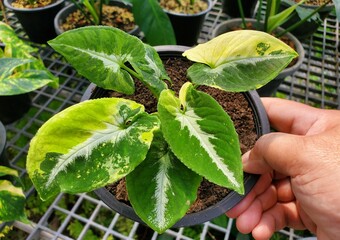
<box><xmin>27</xmin><ymin>98</ymin><xmax>160</xmax><ymax>200</ymax></box>
<box><xmin>334</xmin><ymin>0</ymin><xmax>340</xmax><ymax>21</ymax></box>
<box><xmin>183</xmin><ymin>30</ymin><xmax>298</xmax><ymax>92</ymax></box>
<box><xmin>127</xmin><ymin>131</ymin><xmax>201</xmax><ymax>233</ymax></box>
<box><xmin>0</xmin><ymin>58</ymin><xmax>58</xmax><ymax>96</ymax></box>
<box><xmin>0</xmin><ymin>180</ymin><xmax>27</xmax><ymax>223</ymax></box>
<box><xmin>158</xmin><ymin>82</ymin><xmax>244</xmax><ymax>194</ymax></box>
<box><xmin>48</xmin><ymin>26</ymin><xmax>168</xmax><ymax>96</ymax></box>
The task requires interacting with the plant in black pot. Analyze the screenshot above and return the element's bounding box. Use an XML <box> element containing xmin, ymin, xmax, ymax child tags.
<box><xmin>26</xmin><ymin>26</ymin><xmax>298</xmax><ymax>233</ymax></box>
<box><xmin>158</xmin><ymin>0</ymin><xmax>213</xmax><ymax>46</ymax></box>
<box><xmin>3</xmin><ymin>0</ymin><xmax>65</xmax><ymax>43</ymax></box>
<box><xmin>212</xmin><ymin>0</ymin><xmax>309</xmax><ymax>97</ymax></box>
<box><xmin>0</xmin><ymin>22</ymin><xmax>59</xmax><ymax>124</ymax></box>
<box><xmin>279</xmin><ymin>0</ymin><xmax>340</xmax><ymax>39</ymax></box>
<box><xmin>55</xmin><ymin>0</ymin><xmax>177</xmax><ymax>46</ymax></box>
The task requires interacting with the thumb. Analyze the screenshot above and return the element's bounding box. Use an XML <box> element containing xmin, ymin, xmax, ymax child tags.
<box><xmin>243</xmin><ymin>132</ymin><xmax>308</xmax><ymax>177</ymax></box>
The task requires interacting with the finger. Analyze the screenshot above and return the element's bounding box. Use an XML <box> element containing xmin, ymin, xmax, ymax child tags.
<box><xmin>274</xmin><ymin>178</ymin><xmax>295</xmax><ymax>203</ymax></box>
<box><xmin>226</xmin><ymin>173</ymin><xmax>272</xmax><ymax>218</ymax></box>
<box><xmin>252</xmin><ymin>202</ymin><xmax>305</xmax><ymax>240</ymax></box>
<box><xmin>242</xmin><ymin>132</ymin><xmax>308</xmax><ymax>177</ymax></box>
<box><xmin>261</xmin><ymin>98</ymin><xmax>319</xmax><ymax>135</ymax></box>
<box><xmin>235</xmin><ymin>184</ymin><xmax>277</xmax><ymax>234</ymax></box>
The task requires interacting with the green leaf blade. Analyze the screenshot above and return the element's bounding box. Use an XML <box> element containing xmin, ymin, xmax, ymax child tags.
<box><xmin>27</xmin><ymin>98</ymin><xmax>160</xmax><ymax>200</ymax></box>
<box><xmin>127</xmin><ymin>132</ymin><xmax>202</xmax><ymax>233</ymax></box>
<box><xmin>183</xmin><ymin>30</ymin><xmax>298</xmax><ymax>92</ymax></box>
<box><xmin>158</xmin><ymin>83</ymin><xmax>244</xmax><ymax>194</ymax></box>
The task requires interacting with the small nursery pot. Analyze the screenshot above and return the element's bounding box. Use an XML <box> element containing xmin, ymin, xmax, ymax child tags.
<box><xmin>4</xmin><ymin>0</ymin><xmax>65</xmax><ymax>44</ymax></box>
<box><xmin>54</xmin><ymin>0</ymin><xmax>139</xmax><ymax>36</ymax></box>
<box><xmin>163</xmin><ymin>0</ymin><xmax>213</xmax><ymax>46</ymax></box>
<box><xmin>0</xmin><ymin>121</ymin><xmax>7</xmax><ymax>165</ymax></box>
<box><xmin>212</xmin><ymin>18</ymin><xmax>305</xmax><ymax>97</ymax></box>
<box><xmin>83</xmin><ymin>45</ymin><xmax>270</xmax><ymax>228</ymax></box>
<box><xmin>0</xmin><ymin>93</ymin><xmax>31</xmax><ymax>125</ymax></box>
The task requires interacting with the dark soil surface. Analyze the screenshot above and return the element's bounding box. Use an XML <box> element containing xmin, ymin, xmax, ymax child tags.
<box><xmin>105</xmin><ymin>57</ymin><xmax>258</xmax><ymax>213</ymax></box>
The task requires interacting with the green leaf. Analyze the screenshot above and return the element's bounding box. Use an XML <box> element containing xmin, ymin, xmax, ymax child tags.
<box><xmin>334</xmin><ymin>0</ymin><xmax>340</xmax><ymax>21</ymax></box>
<box><xmin>0</xmin><ymin>58</ymin><xmax>57</xmax><ymax>96</ymax></box>
<box><xmin>127</xmin><ymin>131</ymin><xmax>201</xmax><ymax>233</ymax></box>
<box><xmin>48</xmin><ymin>26</ymin><xmax>168</xmax><ymax>96</ymax></box>
<box><xmin>27</xmin><ymin>98</ymin><xmax>160</xmax><ymax>200</ymax></box>
<box><xmin>158</xmin><ymin>82</ymin><xmax>244</xmax><ymax>194</ymax></box>
<box><xmin>131</xmin><ymin>0</ymin><xmax>176</xmax><ymax>45</ymax></box>
<box><xmin>183</xmin><ymin>30</ymin><xmax>298</xmax><ymax>92</ymax></box>
<box><xmin>267</xmin><ymin>0</ymin><xmax>306</xmax><ymax>33</ymax></box>
<box><xmin>0</xmin><ymin>180</ymin><xmax>27</xmax><ymax>223</ymax></box>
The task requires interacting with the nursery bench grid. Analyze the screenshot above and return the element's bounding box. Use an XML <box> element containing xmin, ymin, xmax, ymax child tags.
<box><xmin>2</xmin><ymin>0</ymin><xmax>339</xmax><ymax>239</ymax></box>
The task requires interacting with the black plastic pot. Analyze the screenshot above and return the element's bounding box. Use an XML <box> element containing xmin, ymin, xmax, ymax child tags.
<box><xmin>4</xmin><ymin>0</ymin><xmax>65</xmax><ymax>44</ymax></box>
<box><xmin>54</xmin><ymin>0</ymin><xmax>139</xmax><ymax>36</ymax></box>
<box><xmin>0</xmin><ymin>121</ymin><xmax>7</xmax><ymax>165</ymax></box>
<box><xmin>222</xmin><ymin>0</ymin><xmax>257</xmax><ymax>18</ymax></box>
<box><xmin>279</xmin><ymin>0</ymin><xmax>335</xmax><ymax>39</ymax></box>
<box><xmin>162</xmin><ymin>0</ymin><xmax>213</xmax><ymax>46</ymax></box>
<box><xmin>82</xmin><ymin>45</ymin><xmax>270</xmax><ymax>228</ymax></box>
<box><xmin>0</xmin><ymin>93</ymin><xmax>31</xmax><ymax>125</ymax></box>
<box><xmin>211</xmin><ymin>18</ymin><xmax>305</xmax><ymax>97</ymax></box>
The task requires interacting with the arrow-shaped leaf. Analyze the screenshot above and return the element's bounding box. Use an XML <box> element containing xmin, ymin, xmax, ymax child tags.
<box><xmin>27</xmin><ymin>98</ymin><xmax>160</xmax><ymax>200</ymax></box>
<box><xmin>183</xmin><ymin>30</ymin><xmax>298</xmax><ymax>92</ymax></box>
<box><xmin>127</xmin><ymin>131</ymin><xmax>202</xmax><ymax>233</ymax></box>
<box><xmin>158</xmin><ymin>82</ymin><xmax>244</xmax><ymax>194</ymax></box>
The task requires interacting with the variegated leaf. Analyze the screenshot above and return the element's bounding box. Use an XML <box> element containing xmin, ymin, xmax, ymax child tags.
<box><xmin>183</xmin><ymin>30</ymin><xmax>298</xmax><ymax>92</ymax></box>
<box><xmin>0</xmin><ymin>58</ymin><xmax>58</xmax><ymax>96</ymax></box>
<box><xmin>27</xmin><ymin>98</ymin><xmax>160</xmax><ymax>200</ymax></box>
<box><xmin>0</xmin><ymin>166</ymin><xmax>27</xmax><ymax>223</ymax></box>
<box><xmin>48</xmin><ymin>26</ymin><xmax>168</xmax><ymax>96</ymax></box>
<box><xmin>0</xmin><ymin>180</ymin><xmax>27</xmax><ymax>223</ymax></box>
<box><xmin>158</xmin><ymin>82</ymin><xmax>244</xmax><ymax>194</ymax></box>
<box><xmin>127</xmin><ymin>131</ymin><xmax>201</xmax><ymax>233</ymax></box>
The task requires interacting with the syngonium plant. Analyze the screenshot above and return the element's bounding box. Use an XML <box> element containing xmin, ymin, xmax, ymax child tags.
<box><xmin>27</xmin><ymin>26</ymin><xmax>298</xmax><ymax>233</ymax></box>
<box><xmin>0</xmin><ymin>22</ymin><xmax>59</xmax><ymax>96</ymax></box>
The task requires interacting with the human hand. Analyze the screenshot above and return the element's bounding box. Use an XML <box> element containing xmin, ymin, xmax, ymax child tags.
<box><xmin>226</xmin><ymin>97</ymin><xmax>340</xmax><ymax>240</ymax></box>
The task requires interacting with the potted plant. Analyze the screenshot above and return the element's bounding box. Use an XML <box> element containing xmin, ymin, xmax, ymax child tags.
<box><xmin>212</xmin><ymin>0</ymin><xmax>308</xmax><ymax>96</ymax></box>
<box><xmin>3</xmin><ymin>0</ymin><xmax>65</xmax><ymax>43</ymax></box>
<box><xmin>159</xmin><ymin>0</ymin><xmax>213</xmax><ymax>46</ymax></box>
<box><xmin>55</xmin><ymin>0</ymin><xmax>177</xmax><ymax>46</ymax></box>
<box><xmin>279</xmin><ymin>0</ymin><xmax>338</xmax><ymax>39</ymax></box>
<box><xmin>54</xmin><ymin>0</ymin><xmax>139</xmax><ymax>36</ymax></box>
<box><xmin>27</xmin><ymin>26</ymin><xmax>298</xmax><ymax>233</ymax></box>
<box><xmin>0</xmin><ymin>22</ymin><xmax>59</xmax><ymax>124</ymax></box>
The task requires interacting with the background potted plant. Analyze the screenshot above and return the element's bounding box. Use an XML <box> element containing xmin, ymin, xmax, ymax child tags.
<box><xmin>54</xmin><ymin>0</ymin><xmax>139</xmax><ymax>36</ymax></box>
<box><xmin>221</xmin><ymin>0</ymin><xmax>257</xmax><ymax>18</ymax></box>
<box><xmin>279</xmin><ymin>0</ymin><xmax>338</xmax><ymax>39</ymax></box>
<box><xmin>3</xmin><ymin>0</ymin><xmax>65</xmax><ymax>43</ymax></box>
<box><xmin>26</xmin><ymin>26</ymin><xmax>298</xmax><ymax>233</ymax></box>
<box><xmin>159</xmin><ymin>0</ymin><xmax>213</xmax><ymax>46</ymax></box>
<box><xmin>55</xmin><ymin>0</ymin><xmax>177</xmax><ymax>46</ymax></box>
<box><xmin>212</xmin><ymin>0</ymin><xmax>307</xmax><ymax>96</ymax></box>
<box><xmin>0</xmin><ymin>22</ymin><xmax>59</xmax><ymax>124</ymax></box>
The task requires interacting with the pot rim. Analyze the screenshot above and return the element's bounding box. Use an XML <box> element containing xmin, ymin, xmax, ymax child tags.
<box><xmin>4</xmin><ymin>0</ymin><xmax>65</xmax><ymax>12</ymax></box>
<box><xmin>82</xmin><ymin>45</ymin><xmax>270</xmax><ymax>228</ymax></box>
<box><xmin>280</xmin><ymin>0</ymin><xmax>334</xmax><ymax>11</ymax></box>
<box><xmin>0</xmin><ymin>121</ymin><xmax>6</xmax><ymax>162</ymax></box>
